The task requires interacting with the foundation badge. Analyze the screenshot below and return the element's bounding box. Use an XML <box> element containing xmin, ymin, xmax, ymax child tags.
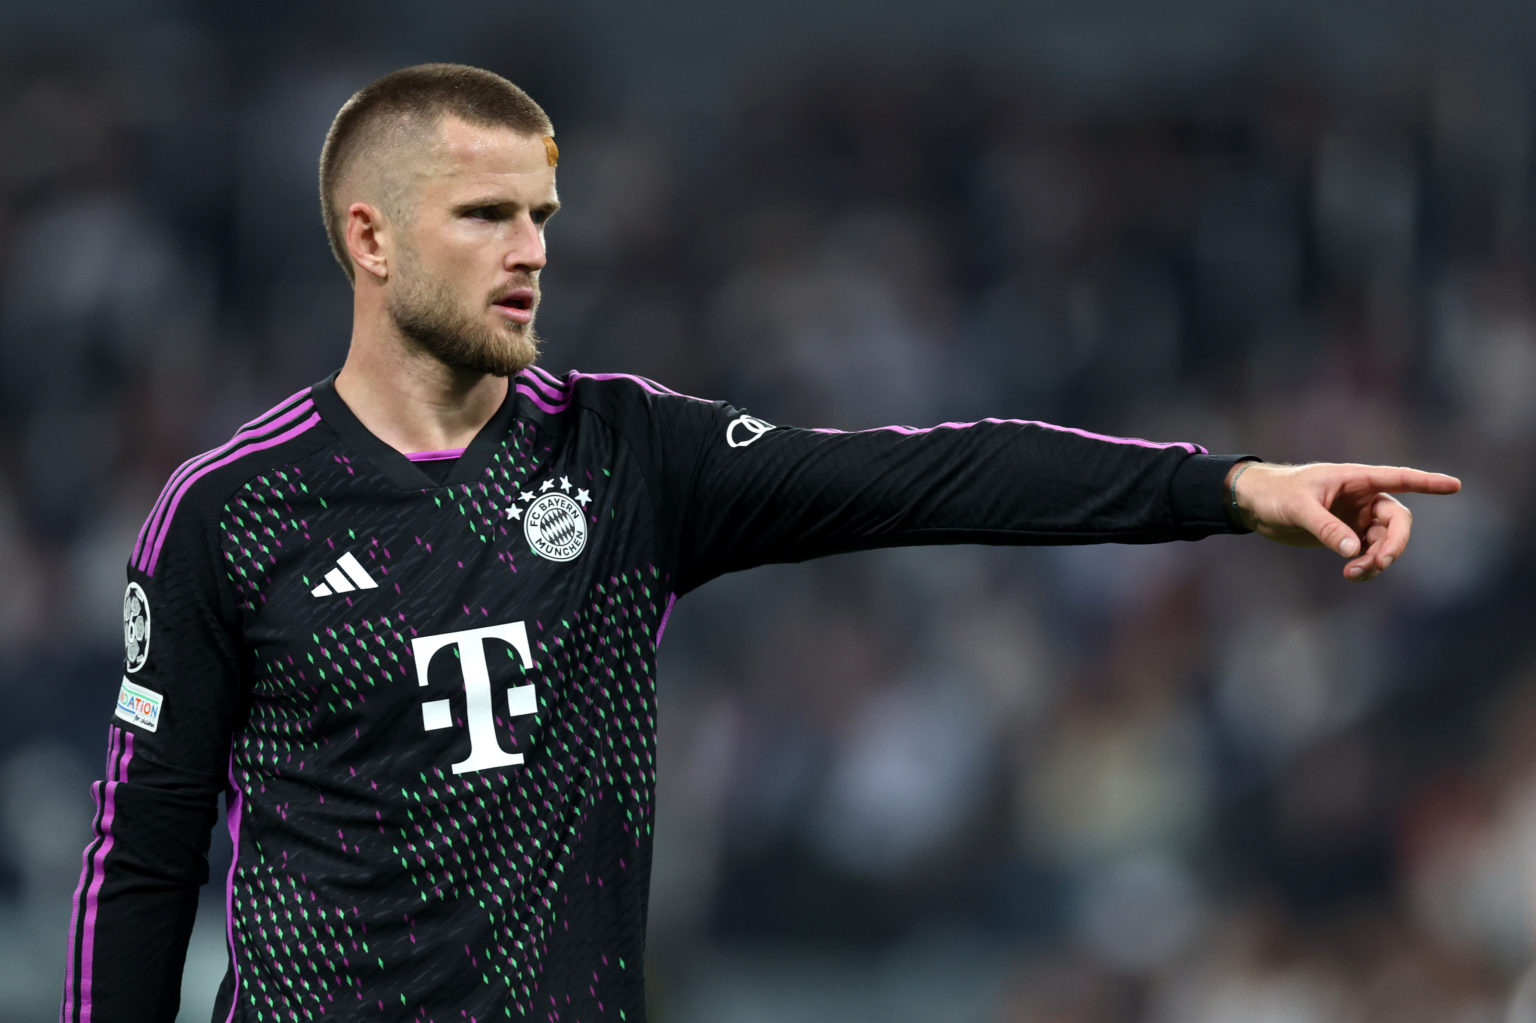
<box><xmin>509</xmin><ymin>475</ymin><xmax>593</xmax><ymax>562</ymax></box>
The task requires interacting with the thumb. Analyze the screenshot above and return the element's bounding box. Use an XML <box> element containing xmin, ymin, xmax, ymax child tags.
<box><xmin>1294</xmin><ymin>500</ymin><xmax>1360</xmax><ymax>558</ymax></box>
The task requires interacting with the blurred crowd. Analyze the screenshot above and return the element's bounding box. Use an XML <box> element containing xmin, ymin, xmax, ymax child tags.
<box><xmin>2</xmin><ymin>14</ymin><xmax>1535</xmax><ymax>1023</ymax></box>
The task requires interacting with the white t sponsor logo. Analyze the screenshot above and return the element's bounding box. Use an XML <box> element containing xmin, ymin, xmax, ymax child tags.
<box><xmin>123</xmin><ymin>582</ymin><xmax>150</xmax><ymax>673</ymax></box>
<box><xmin>412</xmin><ymin>622</ymin><xmax>538</xmax><ymax>775</ymax></box>
<box><xmin>726</xmin><ymin>414</ymin><xmax>774</xmax><ymax>448</ymax></box>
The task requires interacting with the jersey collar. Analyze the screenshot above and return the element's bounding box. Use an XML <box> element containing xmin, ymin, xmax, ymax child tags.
<box><xmin>309</xmin><ymin>370</ymin><xmax>520</xmax><ymax>489</ymax></box>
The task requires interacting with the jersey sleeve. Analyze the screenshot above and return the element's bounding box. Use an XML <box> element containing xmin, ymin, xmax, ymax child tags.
<box><xmin>603</xmin><ymin>379</ymin><xmax>1249</xmax><ymax>596</ymax></box>
<box><xmin>62</xmin><ymin>490</ymin><xmax>246</xmax><ymax>1023</ymax></box>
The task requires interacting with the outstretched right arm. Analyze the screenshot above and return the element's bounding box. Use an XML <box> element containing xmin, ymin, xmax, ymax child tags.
<box><xmin>62</xmin><ymin>486</ymin><xmax>245</xmax><ymax>1023</ymax></box>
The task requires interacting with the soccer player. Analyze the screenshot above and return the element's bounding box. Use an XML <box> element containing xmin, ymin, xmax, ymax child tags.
<box><xmin>61</xmin><ymin>63</ymin><xmax>1460</xmax><ymax>1022</ymax></box>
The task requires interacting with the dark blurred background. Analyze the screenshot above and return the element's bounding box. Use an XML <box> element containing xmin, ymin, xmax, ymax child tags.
<box><xmin>2</xmin><ymin>0</ymin><xmax>1531</xmax><ymax>1020</ymax></box>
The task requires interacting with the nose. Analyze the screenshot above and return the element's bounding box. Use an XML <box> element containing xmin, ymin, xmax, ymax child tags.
<box><xmin>505</xmin><ymin>213</ymin><xmax>547</xmax><ymax>273</ymax></box>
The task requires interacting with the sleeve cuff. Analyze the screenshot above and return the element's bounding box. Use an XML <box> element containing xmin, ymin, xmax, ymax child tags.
<box><xmin>1170</xmin><ymin>454</ymin><xmax>1262</xmax><ymax>534</ymax></box>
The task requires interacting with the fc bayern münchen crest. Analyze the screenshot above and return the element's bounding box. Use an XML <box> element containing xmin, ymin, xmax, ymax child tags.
<box><xmin>523</xmin><ymin>491</ymin><xmax>588</xmax><ymax>561</ymax></box>
<box><xmin>123</xmin><ymin>581</ymin><xmax>150</xmax><ymax>673</ymax></box>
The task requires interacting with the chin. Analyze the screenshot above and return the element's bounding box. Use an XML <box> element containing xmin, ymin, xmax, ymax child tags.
<box><xmin>483</xmin><ymin>329</ymin><xmax>539</xmax><ymax>377</ymax></box>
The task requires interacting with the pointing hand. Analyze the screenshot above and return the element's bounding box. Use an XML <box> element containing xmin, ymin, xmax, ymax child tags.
<box><xmin>1227</xmin><ymin>462</ymin><xmax>1462</xmax><ymax>581</ymax></box>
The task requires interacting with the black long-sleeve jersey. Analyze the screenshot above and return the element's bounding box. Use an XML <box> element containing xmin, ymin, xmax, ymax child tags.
<box><xmin>63</xmin><ymin>366</ymin><xmax>1247</xmax><ymax>1023</ymax></box>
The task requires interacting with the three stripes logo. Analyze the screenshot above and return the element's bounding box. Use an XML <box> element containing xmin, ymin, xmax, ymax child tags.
<box><xmin>310</xmin><ymin>551</ymin><xmax>379</xmax><ymax>598</ymax></box>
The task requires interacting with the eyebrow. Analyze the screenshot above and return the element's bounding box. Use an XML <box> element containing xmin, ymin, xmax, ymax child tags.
<box><xmin>453</xmin><ymin>197</ymin><xmax>562</xmax><ymax>216</ymax></box>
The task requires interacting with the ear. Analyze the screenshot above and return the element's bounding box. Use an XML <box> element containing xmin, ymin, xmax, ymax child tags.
<box><xmin>345</xmin><ymin>202</ymin><xmax>391</xmax><ymax>282</ymax></box>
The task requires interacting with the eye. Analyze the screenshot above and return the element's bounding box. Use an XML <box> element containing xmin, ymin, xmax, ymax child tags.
<box><xmin>466</xmin><ymin>206</ymin><xmax>505</xmax><ymax>221</ymax></box>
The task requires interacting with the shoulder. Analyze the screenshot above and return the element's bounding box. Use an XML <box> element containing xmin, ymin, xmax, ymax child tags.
<box><xmin>130</xmin><ymin>384</ymin><xmax>330</xmax><ymax>578</ymax></box>
<box><xmin>515</xmin><ymin>366</ymin><xmax>721</xmax><ymax>423</ymax></box>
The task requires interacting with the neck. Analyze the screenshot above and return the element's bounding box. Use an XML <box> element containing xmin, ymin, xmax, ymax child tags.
<box><xmin>334</xmin><ymin>326</ymin><xmax>509</xmax><ymax>455</ymax></box>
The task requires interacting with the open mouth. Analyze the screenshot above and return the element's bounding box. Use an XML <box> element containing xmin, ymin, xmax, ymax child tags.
<box><xmin>493</xmin><ymin>288</ymin><xmax>536</xmax><ymax>323</ymax></box>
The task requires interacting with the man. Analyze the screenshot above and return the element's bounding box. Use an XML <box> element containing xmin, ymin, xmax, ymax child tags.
<box><xmin>61</xmin><ymin>63</ymin><xmax>1459</xmax><ymax>1022</ymax></box>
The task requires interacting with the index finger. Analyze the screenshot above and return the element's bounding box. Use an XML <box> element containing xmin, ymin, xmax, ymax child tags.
<box><xmin>1344</xmin><ymin>465</ymin><xmax>1462</xmax><ymax>495</ymax></box>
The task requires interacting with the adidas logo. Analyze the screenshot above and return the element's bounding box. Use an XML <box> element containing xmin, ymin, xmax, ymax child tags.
<box><xmin>310</xmin><ymin>551</ymin><xmax>379</xmax><ymax>597</ymax></box>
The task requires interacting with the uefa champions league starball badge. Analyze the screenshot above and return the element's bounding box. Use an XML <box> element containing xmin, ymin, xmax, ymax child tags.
<box><xmin>510</xmin><ymin>475</ymin><xmax>593</xmax><ymax>562</ymax></box>
<box><xmin>123</xmin><ymin>581</ymin><xmax>150</xmax><ymax>672</ymax></box>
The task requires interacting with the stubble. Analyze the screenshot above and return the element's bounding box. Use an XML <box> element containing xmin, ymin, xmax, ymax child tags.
<box><xmin>388</xmin><ymin>253</ymin><xmax>540</xmax><ymax>377</ymax></box>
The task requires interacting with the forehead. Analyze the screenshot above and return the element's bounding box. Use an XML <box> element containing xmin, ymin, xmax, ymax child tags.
<box><xmin>418</xmin><ymin>116</ymin><xmax>556</xmax><ymax>198</ymax></box>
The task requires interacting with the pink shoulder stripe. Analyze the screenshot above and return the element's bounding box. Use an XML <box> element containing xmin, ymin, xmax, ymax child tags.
<box><xmin>130</xmin><ymin>387</ymin><xmax>313</xmax><ymax>569</ymax></box>
<box><xmin>520</xmin><ymin>365</ymin><xmax>568</xmax><ymax>400</ymax></box>
<box><xmin>810</xmin><ymin>417</ymin><xmax>1205</xmax><ymax>453</ymax></box>
<box><xmin>516</xmin><ymin>371</ymin><xmax>716</xmax><ymax>416</ymax></box>
<box><xmin>516</xmin><ymin>383</ymin><xmax>570</xmax><ymax>416</ymax></box>
<box><xmin>567</xmin><ymin>371</ymin><xmax>714</xmax><ymax>404</ymax></box>
<box><xmin>138</xmin><ymin>407</ymin><xmax>322</xmax><ymax>577</ymax></box>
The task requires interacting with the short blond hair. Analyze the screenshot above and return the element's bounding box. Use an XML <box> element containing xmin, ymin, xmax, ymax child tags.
<box><xmin>318</xmin><ymin>63</ymin><xmax>554</xmax><ymax>283</ymax></box>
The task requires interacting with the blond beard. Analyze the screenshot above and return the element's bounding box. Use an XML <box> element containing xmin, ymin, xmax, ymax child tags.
<box><xmin>388</xmin><ymin>258</ymin><xmax>539</xmax><ymax>377</ymax></box>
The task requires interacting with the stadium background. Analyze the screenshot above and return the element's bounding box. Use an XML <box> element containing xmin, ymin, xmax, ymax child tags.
<box><xmin>0</xmin><ymin>0</ymin><xmax>1530</xmax><ymax>1019</ymax></box>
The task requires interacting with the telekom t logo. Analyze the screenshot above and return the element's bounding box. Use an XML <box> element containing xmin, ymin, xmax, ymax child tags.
<box><xmin>411</xmin><ymin>621</ymin><xmax>538</xmax><ymax>775</ymax></box>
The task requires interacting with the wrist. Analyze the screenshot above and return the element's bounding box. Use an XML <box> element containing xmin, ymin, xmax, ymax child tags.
<box><xmin>1226</xmin><ymin>459</ymin><xmax>1262</xmax><ymax>531</ymax></box>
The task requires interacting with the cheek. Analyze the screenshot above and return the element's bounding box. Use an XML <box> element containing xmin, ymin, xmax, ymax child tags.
<box><xmin>456</xmin><ymin>228</ymin><xmax>512</xmax><ymax>276</ymax></box>
<box><xmin>421</xmin><ymin>242</ymin><xmax>490</xmax><ymax>295</ymax></box>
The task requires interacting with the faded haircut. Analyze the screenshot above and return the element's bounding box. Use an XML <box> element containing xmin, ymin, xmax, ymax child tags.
<box><xmin>319</xmin><ymin>63</ymin><xmax>554</xmax><ymax>283</ymax></box>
